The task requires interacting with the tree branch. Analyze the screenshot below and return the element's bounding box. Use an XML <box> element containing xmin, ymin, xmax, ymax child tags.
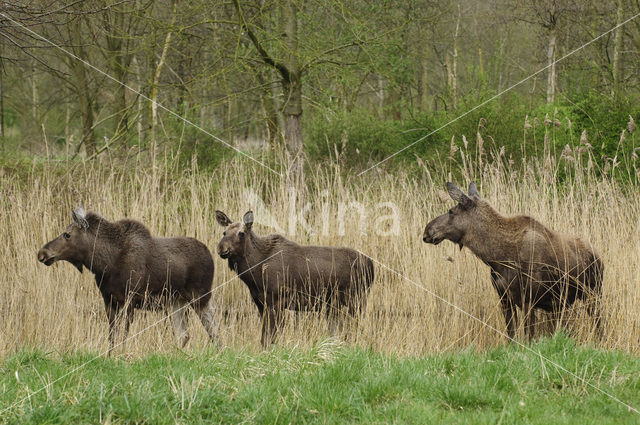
<box><xmin>231</xmin><ymin>0</ymin><xmax>290</xmax><ymax>81</ymax></box>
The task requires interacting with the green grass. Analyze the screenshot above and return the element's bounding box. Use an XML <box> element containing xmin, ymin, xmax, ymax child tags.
<box><xmin>1</xmin><ymin>335</ymin><xmax>640</xmax><ymax>424</ymax></box>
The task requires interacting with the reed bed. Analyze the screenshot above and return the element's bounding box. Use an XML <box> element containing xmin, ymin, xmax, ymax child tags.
<box><xmin>1</xmin><ymin>144</ymin><xmax>639</xmax><ymax>359</ymax></box>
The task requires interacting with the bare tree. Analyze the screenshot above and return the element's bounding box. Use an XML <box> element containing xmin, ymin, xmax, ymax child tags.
<box><xmin>232</xmin><ymin>0</ymin><xmax>304</xmax><ymax>178</ymax></box>
<box><xmin>68</xmin><ymin>17</ymin><xmax>97</xmax><ymax>155</ymax></box>
<box><xmin>612</xmin><ymin>0</ymin><xmax>625</xmax><ymax>95</ymax></box>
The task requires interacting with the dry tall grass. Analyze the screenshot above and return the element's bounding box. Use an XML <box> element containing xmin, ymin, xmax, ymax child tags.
<box><xmin>1</xmin><ymin>145</ymin><xmax>639</xmax><ymax>359</ymax></box>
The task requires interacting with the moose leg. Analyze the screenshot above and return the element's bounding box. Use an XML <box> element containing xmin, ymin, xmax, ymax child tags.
<box><xmin>103</xmin><ymin>299</ymin><xmax>123</xmax><ymax>355</ymax></box>
<box><xmin>522</xmin><ymin>302</ymin><xmax>536</xmax><ymax>340</ymax></box>
<box><xmin>585</xmin><ymin>296</ymin><xmax>603</xmax><ymax>338</ymax></box>
<box><xmin>261</xmin><ymin>307</ymin><xmax>283</xmax><ymax>349</ymax></box>
<box><xmin>325</xmin><ymin>291</ymin><xmax>345</xmax><ymax>337</ymax></box>
<box><xmin>119</xmin><ymin>305</ymin><xmax>135</xmax><ymax>352</ymax></box>
<box><xmin>550</xmin><ymin>306</ymin><xmax>566</xmax><ymax>335</ymax></box>
<box><xmin>194</xmin><ymin>301</ymin><xmax>219</xmax><ymax>345</ymax></box>
<box><xmin>499</xmin><ymin>297</ymin><xmax>518</xmax><ymax>340</ymax></box>
<box><xmin>333</xmin><ymin>292</ymin><xmax>367</xmax><ymax>337</ymax></box>
<box><xmin>491</xmin><ymin>272</ymin><xmax>517</xmax><ymax>340</ymax></box>
<box><xmin>347</xmin><ymin>290</ymin><xmax>367</xmax><ymax>318</ymax></box>
<box><xmin>326</xmin><ymin>307</ymin><xmax>343</xmax><ymax>336</ymax></box>
<box><xmin>169</xmin><ymin>299</ymin><xmax>190</xmax><ymax>348</ymax></box>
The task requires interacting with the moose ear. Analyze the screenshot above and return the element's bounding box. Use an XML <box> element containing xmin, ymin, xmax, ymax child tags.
<box><xmin>468</xmin><ymin>182</ymin><xmax>480</xmax><ymax>198</ymax></box>
<box><xmin>72</xmin><ymin>207</ymin><xmax>89</xmax><ymax>230</ymax></box>
<box><xmin>215</xmin><ymin>210</ymin><xmax>232</xmax><ymax>227</ymax></box>
<box><xmin>446</xmin><ymin>182</ymin><xmax>465</xmax><ymax>202</ymax></box>
<box><xmin>242</xmin><ymin>211</ymin><xmax>254</xmax><ymax>230</ymax></box>
<box><xmin>446</xmin><ymin>182</ymin><xmax>473</xmax><ymax>209</ymax></box>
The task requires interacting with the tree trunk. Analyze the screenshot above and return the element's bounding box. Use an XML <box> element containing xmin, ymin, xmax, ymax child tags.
<box><xmin>281</xmin><ymin>0</ymin><xmax>304</xmax><ymax>180</ymax></box>
<box><xmin>226</xmin><ymin>93</ymin><xmax>232</xmax><ymax>143</ymax></box>
<box><xmin>377</xmin><ymin>75</ymin><xmax>385</xmax><ymax>119</ymax></box>
<box><xmin>417</xmin><ymin>46</ymin><xmax>429</xmax><ymax>112</ymax></box>
<box><xmin>104</xmin><ymin>8</ymin><xmax>130</xmax><ymax>144</ymax></box>
<box><xmin>31</xmin><ymin>65</ymin><xmax>38</xmax><ymax>121</ymax></box>
<box><xmin>65</xmin><ymin>102</ymin><xmax>71</xmax><ymax>157</ymax></box>
<box><xmin>283</xmin><ymin>76</ymin><xmax>303</xmax><ymax>177</ymax></box>
<box><xmin>175</xmin><ymin>54</ymin><xmax>187</xmax><ymax>114</ymax></box>
<box><xmin>76</xmin><ymin>67</ymin><xmax>96</xmax><ymax>156</ymax></box>
<box><xmin>70</xmin><ymin>21</ymin><xmax>96</xmax><ymax>156</ymax></box>
<box><xmin>114</xmin><ymin>59</ymin><xmax>129</xmax><ymax>139</ymax></box>
<box><xmin>546</xmin><ymin>28</ymin><xmax>557</xmax><ymax>103</ymax></box>
<box><xmin>451</xmin><ymin>5</ymin><xmax>460</xmax><ymax>109</ymax></box>
<box><xmin>232</xmin><ymin>0</ymin><xmax>304</xmax><ymax>180</ymax></box>
<box><xmin>150</xmin><ymin>0</ymin><xmax>177</xmax><ymax>145</ymax></box>
<box><xmin>132</xmin><ymin>55</ymin><xmax>144</xmax><ymax>144</ymax></box>
<box><xmin>612</xmin><ymin>0</ymin><xmax>624</xmax><ymax>96</ymax></box>
<box><xmin>444</xmin><ymin>54</ymin><xmax>453</xmax><ymax>110</ymax></box>
<box><xmin>256</xmin><ymin>70</ymin><xmax>280</xmax><ymax>149</ymax></box>
<box><xmin>273</xmin><ymin>69</ymin><xmax>286</xmax><ymax>142</ymax></box>
<box><xmin>0</xmin><ymin>48</ymin><xmax>4</xmax><ymax>142</ymax></box>
<box><xmin>477</xmin><ymin>47</ymin><xmax>485</xmax><ymax>86</ymax></box>
<box><xmin>443</xmin><ymin>4</ymin><xmax>462</xmax><ymax>110</ymax></box>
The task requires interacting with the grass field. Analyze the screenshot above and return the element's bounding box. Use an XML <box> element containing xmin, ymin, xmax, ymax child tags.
<box><xmin>1</xmin><ymin>334</ymin><xmax>639</xmax><ymax>424</ymax></box>
<box><xmin>2</xmin><ymin>142</ymin><xmax>640</xmax><ymax>422</ymax></box>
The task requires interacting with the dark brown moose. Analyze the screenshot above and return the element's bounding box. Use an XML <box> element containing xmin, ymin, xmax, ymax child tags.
<box><xmin>215</xmin><ymin>210</ymin><xmax>374</xmax><ymax>347</ymax></box>
<box><xmin>37</xmin><ymin>208</ymin><xmax>218</xmax><ymax>352</ymax></box>
<box><xmin>423</xmin><ymin>182</ymin><xmax>603</xmax><ymax>339</ymax></box>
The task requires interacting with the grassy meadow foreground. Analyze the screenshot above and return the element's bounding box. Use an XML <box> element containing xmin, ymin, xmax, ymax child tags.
<box><xmin>1</xmin><ymin>335</ymin><xmax>640</xmax><ymax>424</ymax></box>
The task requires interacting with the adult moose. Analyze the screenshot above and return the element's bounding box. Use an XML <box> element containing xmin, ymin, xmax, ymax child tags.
<box><xmin>423</xmin><ymin>182</ymin><xmax>603</xmax><ymax>340</ymax></box>
<box><xmin>215</xmin><ymin>210</ymin><xmax>374</xmax><ymax>348</ymax></box>
<box><xmin>38</xmin><ymin>208</ymin><xmax>218</xmax><ymax>353</ymax></box>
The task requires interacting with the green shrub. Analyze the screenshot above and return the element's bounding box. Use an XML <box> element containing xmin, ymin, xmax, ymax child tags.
<box><xmin>304</xmin><ymin>109</ymin><xmax>446</xmax><ymax>167</ymax></box>
<box><xmin>303</xmin><ymin>92</ymin><xmax>638</xmax><ymax>181</ymax></box>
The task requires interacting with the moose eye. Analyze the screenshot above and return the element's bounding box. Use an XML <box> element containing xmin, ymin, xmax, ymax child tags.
<box><xmin>448</xmin><ymin>209</ymin><xmax>454</xmax><ymax>216</ymax></box>
<box><xmin>64</xmin><ymin>232</ymin><xmax>71</xmax><ymax>240</ymax></box>
<box><xmin>223</xmin><ymin>231</ymin><xmax>227</xmax><ymax>236</ymax></box>
<box><xmin>238</xmin><ymin>231</ymin><xmax>245</xmax><ymax>239</ymax></box>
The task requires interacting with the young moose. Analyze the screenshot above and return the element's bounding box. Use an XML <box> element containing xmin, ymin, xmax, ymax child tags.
<box><xmin>423</xmin><ymin>183</ymin><xmax>603</xmax><ymax>339</ymax></box>
<box><xmin>37</xmin><ymin>208</ymin><xmax>218</xmax><ymax>352</ymax></box>
<box><xmin>215</xmin><ymin>210</ymin><xmax>374</xmax><ymax>347</ymax></box>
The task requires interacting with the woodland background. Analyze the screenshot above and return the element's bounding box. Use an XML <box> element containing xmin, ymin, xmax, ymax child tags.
<box><xmin>0</xmin><ymin>0</ymin><xmax>638</xmax><ymax>172</ymax></box>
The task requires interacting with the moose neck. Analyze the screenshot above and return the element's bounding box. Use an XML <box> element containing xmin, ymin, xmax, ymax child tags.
<box><xmin>248</xmin><ymin>231</ymin><xmax>279</xmax><ymax>255</ymax></box>
<box><xmin>461</xmin><ymin>203</ymin><xmax>520</xmax><ymax>265</ymax></box>
<box><xmin>228</xmin><ymin>231</ymin><xmax>279</xmax><ymax>282</ymax></box>
<box><xmin>82</xmin><ymin>216</ymin><xmax>122</xmax><ymax>275</ymax></box>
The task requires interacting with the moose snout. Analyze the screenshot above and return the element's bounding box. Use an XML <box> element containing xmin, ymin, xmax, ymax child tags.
<box><xmin>423</xmin><ymin>225</ymin><xmax>442</xmax><ymax>245</ymax></box>
<box><xmin>217</xmin><ymin>244</ymin><xmax>231</xmax><ymax>259</ymax></box>
<box><xmin>422</xmin><ymin>227</ymin><xmax>432</xmax><ymax>244</ymax></box>
<box><xmin>37</xmin><ymin>248</ymin><xmax>54</xmax><ymax>265</ymax></box>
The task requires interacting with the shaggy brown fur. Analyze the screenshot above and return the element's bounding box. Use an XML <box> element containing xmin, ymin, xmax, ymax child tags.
<box><xmin>37</xmin><ymin>208</ymin><xmax>218</xmax><ymax>352</ymax></box>
<box><xmin>215</xmin><ymin>210</ymin><xmax>374</xmax><ymax>347</ymax></box>
<box><xmin>423</xmin><ymin>183</ymin><xmax>603</xmax><ymax>339</ymax></box>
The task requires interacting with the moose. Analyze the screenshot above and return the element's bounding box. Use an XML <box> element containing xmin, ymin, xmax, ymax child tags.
<box><xmin>423</xmin><ymin>182</ymin><xmax>603</xmax><ymax>339</ymax></box>
<box><xmin>215</xmin><ymin>210</ymin><xmax>374</xmax><ymax>347</ymax></box>
<box><xmin>37</xmin><ymin>208</ymin><xmax>218</xmax><ymax>352</ymax></box>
